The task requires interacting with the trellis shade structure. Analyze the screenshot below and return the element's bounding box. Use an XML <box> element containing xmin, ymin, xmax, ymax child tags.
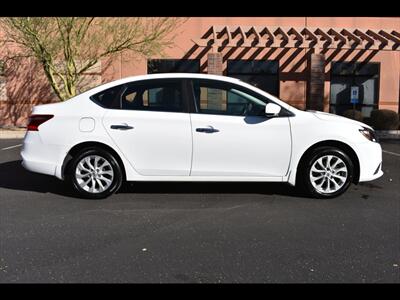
<box><xmin>192</xmin><ymin>26</ymin><xmax>400</xmax><ymax>51</ymax></box>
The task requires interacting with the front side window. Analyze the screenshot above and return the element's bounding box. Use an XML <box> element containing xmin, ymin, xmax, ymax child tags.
<box><xmin>121</xmin><ymin>79</ymin><xmax>184</xmax><ymax>113</ymax></box>
<box><xmin>191</xmin><ymin>79</ymin><xmax>268</xmax><ymax>116</ymax></box>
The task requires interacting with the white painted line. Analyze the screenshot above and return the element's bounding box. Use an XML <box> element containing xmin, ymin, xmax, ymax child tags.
<box><xmin>382</xmin><ymin>150</ymin><xmax>400</xmax><ymax>157</ymax></box>
<box><xmin>1</xmin><ymin>144</ymin><xmax>22</xmax><ymax>151</ymax></box>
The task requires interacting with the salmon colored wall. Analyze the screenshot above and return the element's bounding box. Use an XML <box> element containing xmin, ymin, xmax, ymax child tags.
<box><xmin>117</xmin><ymin>17</ymin><xmax>399</xmax><ymax>112</ymax></box>
<box><xmin>1</xmin><ymin>17</ymin><xmax>399</xmax><ymax>126</ymax></box>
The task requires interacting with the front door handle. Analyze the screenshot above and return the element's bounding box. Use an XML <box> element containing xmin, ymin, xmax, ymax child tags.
<box><xmin>110</xmin><ymin>124</ymin><xmax>134</xmax><ymax>130</ymax></box>
<box><xmin>196</xmin><ymin>126</ymin><xmax>219</xmax><ymax>133</ymax></box>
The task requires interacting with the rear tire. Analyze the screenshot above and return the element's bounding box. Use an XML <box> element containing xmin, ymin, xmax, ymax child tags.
<box><xmin>66</xmin><ymin>147</ymin><xmax>123</xmax><ymax>199</ymax></box>
<box><xmin>297</xmin><ymin>147</ymin><xmax>354</xmax><ymax>198</ymax></box>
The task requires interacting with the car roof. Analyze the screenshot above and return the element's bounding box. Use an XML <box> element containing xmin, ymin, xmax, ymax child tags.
<box><xmin>84</xmin><ymin>73</ymin><xmax>241</xmax><ymax>94</ymax></box>
<box><xmin>129</xmin><ymin>73</ymin><xmax>239</xmax><ymax>84</ymax></box>
<box><xmin>123</xmin><ymin>73</ymin><xmax>242</xmax><ymax>81</ymax></box>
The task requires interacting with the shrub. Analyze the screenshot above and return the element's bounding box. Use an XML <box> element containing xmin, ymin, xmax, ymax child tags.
<box><xmin>342</xmin><ymin>109</ymin><xmax>363</xmax><ymax>122</ymax></box>
<box><xmin>369</xmin><ymin>109</ymin><xmax>399</xmax><ymax>130</ymax></box>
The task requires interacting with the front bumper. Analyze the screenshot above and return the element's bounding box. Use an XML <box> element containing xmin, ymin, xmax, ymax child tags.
<box><xmin>355</xmin><ymin>141</ymin><xmax>384</xmax><ymax>182</ymax></box>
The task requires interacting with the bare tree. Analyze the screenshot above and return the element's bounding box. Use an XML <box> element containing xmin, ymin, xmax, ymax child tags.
<box><xmin>0</xmin><ymin>17</ymin><xmax>185</xmax><ymax>101</ymax></box>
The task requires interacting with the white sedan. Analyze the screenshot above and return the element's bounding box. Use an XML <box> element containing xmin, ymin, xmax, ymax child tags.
<box><xmin>21</xmin><ymin>73</ymin><xmax>383</xmax><ymax>199</ymax></box>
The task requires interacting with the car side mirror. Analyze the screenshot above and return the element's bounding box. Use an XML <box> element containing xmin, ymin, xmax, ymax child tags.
<box><xmin>265</xmin><ymin>103</ymin><xmax>281</xmax><ymax>117</ymax></box>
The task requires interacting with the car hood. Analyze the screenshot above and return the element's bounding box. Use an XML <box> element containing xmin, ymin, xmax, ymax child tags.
<box><xmin>306</xmin><ymin>110</ymin><xmax>373</xmax><ymax>130</ymax></box>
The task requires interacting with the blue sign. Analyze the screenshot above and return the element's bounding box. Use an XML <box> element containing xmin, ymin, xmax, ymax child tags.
<box><xmin>350</xmin><ymin>86</ymin><xmax>359</xmax><ymax>104</ymax></box>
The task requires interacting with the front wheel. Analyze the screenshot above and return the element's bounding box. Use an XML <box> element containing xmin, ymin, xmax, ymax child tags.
<box><xmin>298</xmin><ymin>147</ymin><xmax>354</xmax><ymax>198</ymax></box>
<box><xmin>66</xmin><ymin>147</ymin><xmax>123</xmax><ymax>199</ymax></box>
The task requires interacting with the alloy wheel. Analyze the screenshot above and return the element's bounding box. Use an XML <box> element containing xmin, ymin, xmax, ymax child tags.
<box><xmin>75</xmin><ymin>155</ymin><xmax>114</xmax><ymax>193</ymax></box>
<box><xmin>309</xmin><ymin>155</ymin><xmax>348</xmax><ymax>194</ymax></box>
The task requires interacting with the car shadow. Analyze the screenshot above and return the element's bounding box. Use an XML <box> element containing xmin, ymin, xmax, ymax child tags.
<box><xmin>0</xmin><ymin>160</ymin><xmax>77</xmax><ymax>197</ymax></box>
<box><xmin>0</xmin><ymin>160</ymin><xmax>306</xmax><ymax>198</ymax></box>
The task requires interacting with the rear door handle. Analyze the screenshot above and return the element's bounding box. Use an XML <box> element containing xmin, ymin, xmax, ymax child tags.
<box><xmin>110</xmin><ymin>124</ymin><xmax>134</xmax><ymax>130</ymax></box>
<box><xmin>196</xmin><ymin>126</ymin><xmax>219</xmax><ymax>133</ymax></box>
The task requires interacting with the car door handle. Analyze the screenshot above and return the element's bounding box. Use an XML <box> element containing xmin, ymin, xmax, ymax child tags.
<box><xmin>196</xmin><ymin>126</ymin><xmax>219</xmax><ymax>133</ymax></box>
<box><xmin>110</xmin><ymin>124</ymin><xmax>134</xmax><ymax>130</ymax></box>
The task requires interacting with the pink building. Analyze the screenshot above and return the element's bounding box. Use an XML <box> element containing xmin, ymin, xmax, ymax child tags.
<box><xmin>1</xmin><ymin>17</ymin><xmax>399</xmax><ymax>126</ymax></box>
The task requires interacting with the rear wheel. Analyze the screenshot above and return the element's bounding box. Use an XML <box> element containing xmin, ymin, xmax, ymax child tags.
<box><xmin>298</xmin><ymin>147</ymin><xmax>354</xmax><ymax>198</ymax></box>
<box><xmin>66</xmin><ymin>147</ymin><xmax>123</xmax><ymax>199</ymax></box>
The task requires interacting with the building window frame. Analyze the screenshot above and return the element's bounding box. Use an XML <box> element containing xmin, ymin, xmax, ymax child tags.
<box><xmin>226</xmin><ymin>59</ymin><xmax>280</xmax><ymax>98</ymax></box>
<box><xmin>147</xmin><ymin>59</ymin><xmax>200</xmax><ymax>74</ymax></box>
<box><xmin>330</xmin><ymin>61</ymin><xmax>381</xmax><ymax>118</ymax></box>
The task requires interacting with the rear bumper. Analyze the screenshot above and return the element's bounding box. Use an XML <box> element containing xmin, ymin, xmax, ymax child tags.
<box><xmin>21</xmin><ymin>157</ymin><xmax>57</xmax><ymax>177</ymax></box>
<box><xmin>21</xmin><ymin>132</ymin><xmax>65</xmax><ymax>179</ymax></box>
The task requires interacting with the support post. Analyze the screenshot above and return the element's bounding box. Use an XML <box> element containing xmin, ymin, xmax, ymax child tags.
<box><xmin>307</xmin><ymin>51</ymin><xmax>325</xmax><ymax>111</ymax></box>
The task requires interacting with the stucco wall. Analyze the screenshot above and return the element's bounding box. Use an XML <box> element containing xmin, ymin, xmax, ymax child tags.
<box><xmin>1</xmin><ymin>17</ymin><xmax>399</xmax><ymax>126</ymax></box>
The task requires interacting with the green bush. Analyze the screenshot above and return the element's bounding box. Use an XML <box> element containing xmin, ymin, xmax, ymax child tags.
<box><xmin>342</xmin><ymin>109</ymin><xmax>363</xmax><ymax>122</ymax></box>
<box><xmin>369</xmin><ymin>109</ymin><xmax>399</xmax><ymax>130</ymax></box>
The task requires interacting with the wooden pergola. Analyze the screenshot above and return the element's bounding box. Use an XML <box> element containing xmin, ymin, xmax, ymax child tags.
<box><xmin>192</xmin><ymin>25</ymin><xmax>400</xmax><ymax>111</ymax></box>
<box><xmin>192</xmin><ymin>26</ymin><xmax>400</xmax><ymax>51</ymax></box>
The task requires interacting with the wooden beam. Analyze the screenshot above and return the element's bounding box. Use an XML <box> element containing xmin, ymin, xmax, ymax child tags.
<box><xmin>391</xmin><ymin>30</ymin><xmax>400</xmax><ymax>40</ymax></box>
<box><xmin>249</xmin><ymin>26</ymin><xmax>266</xmax><ymax>47</ymax></box>
<box><xmin>354</xmin><ymin>29</ymin><xmax>375</xmax><ymax>45</ymax></box>
<box><xmin>300</xmin><ymin>27</ymin><xmax>318</xmax><ymax>48</ymax></box>
<box><xmin>366</xmin><ymin>29</ymin><xmax>389</xmax><ymax>49</ymax></box>
<box><xmin>379</xmin><ymin>30</ymin><xmax>400</xmax><ymax>49</ymax></box>
<box><xmin>327</xmin><ymin>28</ymin><xmax>347</xmax><ymax>43</ymax></box>
<box><xmin>238</xmin><ymin>26</ymin><xmax>252</xmax><ymax>47</ymax></box>
<box><xmin>288</xmin><ymin>27</ymin><xmax>304</xmax><ymax>47</ymax></box>
<box><xmin>341</xmin><ymin>28</ymin><xmax>362</xmax><ymax>46</ymax></box>
<box><xmin>315</xmin><ymin>28</ymin><xmax>333</xmax><ymax>49</ymax></box>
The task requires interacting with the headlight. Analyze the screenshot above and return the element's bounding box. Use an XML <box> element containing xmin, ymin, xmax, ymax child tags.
<box><xmin>359</xmin><ymin>127</ymin><xmax>377</xmax><ymax>142</ymax></box>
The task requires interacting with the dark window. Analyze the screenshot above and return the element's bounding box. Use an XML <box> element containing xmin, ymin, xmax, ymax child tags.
<box><xmin>227</xmin><ymin>60</ymin><xmax>279</xmax><ymax>97</ymax></box>
<box><xmin>90</xmin><ymin>85</ymin><xmax>123</xmax><ymax>109</ymax></box>
<box><xmin>120</xmin><ymin>79</ymin><xmax>185</xmax><ymax>113</ymax></box>
<box><xmin>330</xmin><ymin>62</ymin><xmax>380</xmax><ymax>117</ymax></box>
<box><xmin>190</xmin><ymin>79</ymin><xmax>269</xmax><ymax>117</ymax></box>
<box><xmin>148</xmin><ymin>59</ymin><xmax>200</xmax><ymax>73</ymax></box>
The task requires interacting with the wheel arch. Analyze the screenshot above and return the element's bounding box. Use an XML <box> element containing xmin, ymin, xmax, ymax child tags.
<box><xmin>291</xmin><ymin>140</ymin><xmax>360</xmax><ymax>186</ymax></box>
<box><xmin>61</xmin><ymin>141</ymin><xmax>127</xmax><ymax>181</ymax></box>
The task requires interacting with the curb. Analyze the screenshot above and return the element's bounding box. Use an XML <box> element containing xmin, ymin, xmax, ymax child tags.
<box><xmin>376</xmin><ymin>130</ymin><xmax>400</xmax><ymax>140</ymax></box>
<box><xmin>0</xmin><ymin>129</ymin><xmax>26</xmax><ymax>139</ymax></box>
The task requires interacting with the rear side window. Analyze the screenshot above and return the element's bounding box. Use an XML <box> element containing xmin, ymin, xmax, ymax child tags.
<box><xmin>90</xmin><ymin>79</ymin><xmax>186</xmax><ymax>113</ymax></box>
<box><xmin>120</xmin><ymin>79</ymin><xmax>185</xmax><ymax>113</ymax></box>
<box><xmin>90</xmin><ymin>85</ymin><xmax>123</xmax><ymax>109</ymax></box>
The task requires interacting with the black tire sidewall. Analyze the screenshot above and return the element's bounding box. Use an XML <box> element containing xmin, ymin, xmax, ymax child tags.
<box><xmin>67</xmin><ymin>148</ymin><xmax>123</xmax><ymax>199</ymax></box>
<box><xmin>302</xmin><ymin>147</ymin><xmax>354</xmax><ymax>199</ymax></box>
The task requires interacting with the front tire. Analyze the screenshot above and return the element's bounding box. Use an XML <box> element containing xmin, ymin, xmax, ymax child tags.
<box><xmin>298</xmin><ymin>147</ymin><xmax>354</xmax><ymax>198</ymax></box>
<box><xmin>66</xmin><ymin>147</ymin><xmax>123</xmax><ymax>199</ymax></box>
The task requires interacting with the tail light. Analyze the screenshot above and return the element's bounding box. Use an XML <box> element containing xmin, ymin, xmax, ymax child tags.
<box><xmin>27</xmin><ymin>114</ymin><xmax>54</xmax><ymax>131</ymax></box>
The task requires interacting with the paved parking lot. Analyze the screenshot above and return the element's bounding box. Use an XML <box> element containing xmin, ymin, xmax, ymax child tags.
<box><xmin>0</xmin><ymin>138</ymin><xmax>399</xmax><ymax>283</ymax></box>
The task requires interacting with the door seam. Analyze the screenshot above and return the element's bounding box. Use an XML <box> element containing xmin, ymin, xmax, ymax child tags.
<box><xmin>188</xmin><ymin>113</ymin><xmax>194</xmax><ymax>176</ymax></box>
<box><xmin>285</xmin><ymin>117</ymin><xmax>294</xmax><ymax>177</ymax></box>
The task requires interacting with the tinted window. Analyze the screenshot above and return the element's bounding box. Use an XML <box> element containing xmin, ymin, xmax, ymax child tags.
<box><xmin>121</xmin><ymin>79</ymin><xmax>185</xmax><ymax>113</ymax></box>
<box><xmin>148</xmin><ymin>59</ymin><xmax>200</xmax><ymax>73</ymax></box>
<box><xmin>330</xmin><ymin>62</ymin><xmax>380</xmax><ymax>117</ymax></box>
<box><xmin>191</xmin><ymin>79</ymin><xmax>267</xmax><ymax>116</ymax></box>
<box><xmin>90</xmin><ymin>85</ymin><xmax>123</xmax><ymax>109</ymax></box>
<box><xmin>227</xmin><ymin>60</ymin><xmax>279</xmax><ymax>97</ymax></box>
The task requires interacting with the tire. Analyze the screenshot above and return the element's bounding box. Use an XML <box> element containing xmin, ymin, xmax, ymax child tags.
<box><xmin>297</xmin><ymin>146</ymin><xmax>354</xmax><ymax>199</ymax></box>
<box><xmin>66</xmin><ymin>147</ymin><xmax>123</xmax><ymax>199</ymax></box>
